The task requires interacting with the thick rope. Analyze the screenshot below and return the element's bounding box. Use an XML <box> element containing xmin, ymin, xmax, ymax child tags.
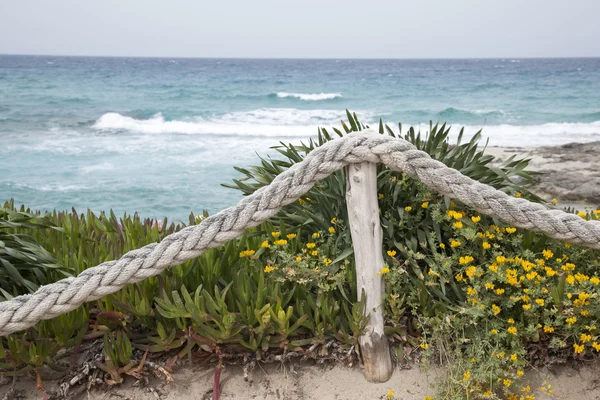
<box><xmin>1</xmin><ymin>130</ymin><xmax>599</xmax><ymax>336</ymax></box>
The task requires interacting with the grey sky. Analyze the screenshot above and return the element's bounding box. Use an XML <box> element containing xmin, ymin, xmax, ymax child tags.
<box><xmin>1</xmin><ymin>0</ymin><xmax>598</xmax><ymax>58</ymax></box>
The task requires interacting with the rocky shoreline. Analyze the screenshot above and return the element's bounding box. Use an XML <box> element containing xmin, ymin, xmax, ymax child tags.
<box><xmin>486</xmin><ymin>141</ymin><xmax>600</xmax><ymax>208</ymax></box>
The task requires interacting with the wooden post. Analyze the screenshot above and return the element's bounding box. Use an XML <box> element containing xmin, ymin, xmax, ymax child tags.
<box><xmin>346</xmin><ymin>155</ymin><xmax>393</xmax><ymax>383</ymax></box>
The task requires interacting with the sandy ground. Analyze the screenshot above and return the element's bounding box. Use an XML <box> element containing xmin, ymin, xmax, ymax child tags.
<box><xmin>485</xmin><ymin>141</ymin><xmax>600</xmax><ymax>208</ymax></box>
<box><xmin>3</xmin><ymin>360</ymin><xmax>600</xmax><ymax>399</ymax></box>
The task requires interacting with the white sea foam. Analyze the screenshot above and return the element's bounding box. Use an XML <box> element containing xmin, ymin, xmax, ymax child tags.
<box><xmin>275</xmin><ymin>92</ymin><xmax>342</xmax><ymax>101</ymax></box>
<box><xmin>92</xmin><ymin>109</ymin><xmax>362</xmax><ymax>137</ymax></box>
<box><xmin>79</xmin><ymin>162</ymin><xmax>115</xmax><ymax>174</ymax></box>
<box><xmin>402</xmin><ymin>121</ymin><xmax>600</xmax><ymax>147</ymax></box>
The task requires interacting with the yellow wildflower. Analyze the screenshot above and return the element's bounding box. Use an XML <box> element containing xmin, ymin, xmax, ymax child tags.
<box><xmin>508</xmin><ymin>318</ymin><xmax>515</xmax><ymax>324</ymax></box>
<box><xmin>552</xmin><ymin>198</ymin><xmax>558</xmax><ymax>205</ymax></box>
<box><xmin>306</xmin><ymin>243</ymin><xmax>316</xmax><ymax>249</ymax></box>
<box><xmin>471</xmin><ymin>215</ymin><xmax>481</xmax><ymax>223</ymax></box>
<box><xmin>273</xmin><ymin>239</ymin><xmax>288</xmax><ymax>246</ymax></box>
<box><xmin>450</xmin><ymin>240</ymin><xmax>461</xmax><ymax>248</ymax></box>
<box><xmin>566</xmin><ymin>317</ymin><xmax>577</xmax><ymax>326</ymax></box>
<box><xmin>328</xmin><ymin>227</ymin><xmax>336</xmax><ymax>234</ymax></box>
<box><xmin>453</xmin><ymin>221</ymin><xmax>464</xmax><ymax>229</ymax></box>
<box><xmin>483</xmin><ymin>241</ymin><xmax>491</xmax><ymax>250</ymax></box>
<box><xmin>535</xmin><ymin>298</ymin><xmax>545</xmax><ymax>306</ymax></box>
<box><xmin>510</xmin><ymin>353</ymin><xmax>517</xmax><ymax>361</ymax></box>
<box><xmin>330</xmin><ymin>217</ymin><xmax>337</xmax><ymax>224</ymax></box>
<box><xmin>386</xmin><ymin>389</ymin><xmax>394</xmax><ymax>399</ymax></box>
<box><xmin>523</xmin><ymin>304</ymin><xmax>532</xmax><ymax>310</ymax></box>
<box><xmin>593</xmin><ymin>342</ymin><xmax>600</xmax><ymax>352</ymax></box>
<box><xmin>577</xmin><ymin>211</ymin><xmax>587</xmax><ymax>218</ymax></box>
<box><xmin>542</xmin><ymin>249</ymin><xmax>554</xmax><ymax>260</ymax></box>
<box><xmin>420</xmin><ymin>343</ymin><xmax>429</xmax><ymax>349</ymax></box>
<box><xmin>505</xmin><ymin>227</ymin><xmax>517</xmax><ymax>234</ymax></box>
<box><xmin>286</xmin><ymin>233</ymin><xmax>297</xmax><ymax>239</ymax></box>
<box><xmin>264</xmin><ymin>265</ymin><xmax>275</xmax><ymax>273</ymax></box>
<box><xmin>503</xmin><ymin>379</ymin><xmax>512</xmax><ymax>387</ymax></box>
<box><xmin>517</xmin><ymin>370</ymin><xmax>524</xmax><ymax>377</ymax></box>
<box><xmin>312</xmin><ymin>232</ymin><xmax>320</xmax><ymax>238</ymax></box>
<box><xmin>496</xmin><ymin>255</ymin><xmax>507</xmax><ymax>264</ymax></box>
<box><xmin>387</xmin><ymin>250</ymin><xmax>397</xmax><ymax>257</ymax></box>
<box><xmin>440</xmin><ymin>243</ymin><xmax>446</xmax><ymax>249</ymax></box>
<box><xmin>239</xmin><ymin>249</ymin><xmax>256</xmax><ymax>258</ymax></box>
<box><xmin>295</xmin><ymin>256</ymin><xmax>302</xmax><ymax>262</ymax></box>
<box><xmin>492</xmin><ymin>304</ymin><xmax>501</xmax><ymax>316</ymax></box>
<box><xmin>462</xmin><ymin>371</ymin><xmax>471</xmax><ymax>381</ymax></box>
<box><xmin>485</xmin><ymin>282</ymin><xmax>495</xmax><ymax>290</ymax></box>
<box><xmin>574</xmin><ymin>343</ymin><xmax>585</xmax><ymax>354</ymax></box>
<box><xmin>508</xmin><ymin>327</ymin><xmax>517</xmax><ymax>335</ymax></box>
<box><xmin>261</xmin><ymin>240</ymin><xmax>270</xmax><ymax>248</ymax></box>
<box><xmin>459</xmin><ymin>255</ymin><xmax>474</xmax><ymax>265</ymax></box>
<box><xmin>311</xmin><ymin>250</ymin><xmax>319</xmax><ymax>256</ymax></box>
<box><xmin>421</xmin><ymin>201</ymin><xmax>429</xmax><ymax>208</ymax></box>
<box><xmin>404</xmin><ymin>206</ymin><xmax>412</xmax><ymax>212</ymax></box>
<box><xmin>544</xmin><ymin>326</ymin><xmax>554</xmax><ymax>333</ymax></box>
<box><xmin>581</xmin><ymin>333</ymin><xmax>592</xmax><ymax>343</ymax></box>
<box><xmin>323</xmin><ymin>258</ymin><xmax>333</xmax><ymax>267</ymax></box>
<box><xmin>378</xmin><ymin>193</ymin><xmax>384</xmax><ymax>199</ymax></box>
<box><xmin>491</xmin><ymin>329</ymin><xmax>498</xmax><ymax>334</ymax></box>
<box><xmin>495</xmin><ymin>288</ymin><xmax>505</xmax><ymax>295</ymax></box>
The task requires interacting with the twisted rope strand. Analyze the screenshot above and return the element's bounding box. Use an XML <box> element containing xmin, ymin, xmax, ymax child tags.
<box><xmin>1</xmin><ymin>130</ymin><xmax>599</xmax><ymax>336</ymax></box>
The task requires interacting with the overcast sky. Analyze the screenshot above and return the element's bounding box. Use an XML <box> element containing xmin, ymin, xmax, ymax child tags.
<box><xmin>1</xmin><ymin>0</ymin><xmax>598</xmax><ymax>58</ymax></box>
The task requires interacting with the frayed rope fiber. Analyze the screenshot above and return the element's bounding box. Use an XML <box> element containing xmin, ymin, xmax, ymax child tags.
<box><xmin>1</xmin><ymin>130</ymin><xmax>599</xmax><ymax>336</ymax></box>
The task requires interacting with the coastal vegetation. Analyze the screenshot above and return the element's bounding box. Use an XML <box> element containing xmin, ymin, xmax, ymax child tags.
<box><xmin>1</xmin><ymin>113</ymin><xmax>600</xmax><ymax>399</ymax></box>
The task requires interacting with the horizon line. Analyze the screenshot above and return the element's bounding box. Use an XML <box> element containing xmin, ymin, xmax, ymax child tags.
<box><xmin>1</xmin><ymin>52</ymin><xmax>600</xmax><ymax>61</ymax></box>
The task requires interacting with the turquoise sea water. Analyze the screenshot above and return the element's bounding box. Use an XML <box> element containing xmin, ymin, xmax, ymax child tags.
<box><xmin>1</xmin><ymin>56</ymin><xmax>600</xmax><ymax>219</ymax></box>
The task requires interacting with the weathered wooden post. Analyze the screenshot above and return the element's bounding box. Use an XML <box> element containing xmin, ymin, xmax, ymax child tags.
<box><xmin>346</xmin><ymin>133</ymin><xmax>393</xmax><ymax>383</ymax></box>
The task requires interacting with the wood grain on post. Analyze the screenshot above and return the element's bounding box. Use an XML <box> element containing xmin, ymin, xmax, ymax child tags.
<box><xmin>346</xmin><ymin>153</ymin><xmax>393</xmax><ymax>383</ymax></box>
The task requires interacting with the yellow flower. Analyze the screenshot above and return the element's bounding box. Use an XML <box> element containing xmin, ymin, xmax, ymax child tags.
<box><xmin>273</xmin><ymin>239</ymin><xmax>288</xmax><ymax>246</ymax></box>
<box><xmin>455</xmin><ymin>273</ymin><xmax>464</xmax><ymax>282</ymax></box>
<box><xmin>565</xmin><ymin>242</ymin><xmax>572</xmax><ymax>248</ymax></box>
<box><xmin>544</xmin><ymin>326</ymin><xmax>554</xmax><ymax>333</ymax></box>
<box><xmin>328</xmin><ymin>227</ymin><xmax>336</xmax><ymax>234</ymax></box>
<box><xmin>330</xmin><ymin>217</ymin><xmax>337</xmax><ymax>224</ymax></box>
<box><xmin>450</xmin><ymin>240</ymin><xmax>461</xmax><ymax>248</ymax></box>
<box><xmin>271</xmin><ymin>231</ymin><xmax>281</xmax><ymax>238</ymax></box>
<box><xmin>503</xmin><ymin>379</ymin><xmax>512</xmax><ymax>387</ymax></box>
<box><xmin>491</xmin><ymin>304</ymin><xmax>501</xmax><ymax>316</ymax></box>
<box><xmin>522</xmin><ymin>304</ymin><xmax>532</xmax><ymax>310</ymax></box>
<box><xmin>574</xmin><ymin>343</ymin><xmax>585</xmax><ymax>354</ymax></box>
<box><xmin>581</xmin><ymin>333</ymin><xmax>592</xmax><ymax>343</ymax></box>
<box><xmin>459</xmin><ymin>255</ymin><xmax>474</xmax><ymax>265</ymax></box>
<box><xmin>593</xmin><ymin>342</ymin><xmax>600</xmax><ymax>352</ymax></box>
<box><xmin>491</xmin><ymin>329</ymin><xmax>498</xmax><ymax>334</ymax></box>
<box><xmin>552</xmin><ymin>198</ymin><xmax>558</xmax><ymax>205</ymax></box>
<box><xmin>295</xmin><ymin>256</ymin><xmax>302</xmax><ymax>262</ymax></box>
<box><xmin>566</xmin><ymin>317</ymin><xmax>577</xmax><ymax>326</ymax></box>
<box><xmin>496</xmin><ymin>256</ymin><xmax>507</xmax><ymax>264</ymax></box>
<box><xmin>439</xmin><ymin>243</ymin><xmax>446</xmax><ymax>249</ymax></box>
<box><xmin>421</xmin><ymin>201</ymin><xmax>429</xmax><ymax>208</ymax></box>
<box><xmin>462</xmin><ymin>371</ymin><xmax>471</xmax><ymax>381</ymax></box>
<box><xmin>387</xmin><ymin>250</ymin><xmax>397</xmax><ymax>257</ymax></box>
<box><xmin>453</xmin><ymin>221</ymin><xmax>464</xmax><ymax>229</ymax></box>
<box><xmin>508</xmin><ymin>326</ymin><xmax>517</xmax><ymax>335</ymax></box>
<box><xmin>508</xmin><ymin>318</ymin><xmax>515</xmax><ymax>324</ymax></box>
<box><xmin>420</xmin><ymin>343</ymin><xmax>429</xmax><ymax>349</ymax></box>
<box><xmin>306</xmin><ymin>243</ymin><xmax>316</xmax><ymax>249</ymax></box>
<box><xmin>298</xmin><ymin>198</ymin><xmax>305</xmax><ymax>205</ymax></box>
<box><xmin>261</xmin><ymin>240</ymin><xmax>270</xmax><ymax>248</ymax></box>
<box><xmin>577</xmin><ymin>211</ymin><xmax>587</xmax><ymax>218</ymax></box>
<box><xmin>515</xmin><ymin>192</ymin><xmax>521</xmax><ymax>198</ymax></box>
<box><xmin>264</xmin><ymin>265</ymin><xmax>275</xmax><ymax>273</ymax></box>
<box><xmin>471</xmin><ymin>215</ymin><xmax>481</xmax><ymax>223</ymax></box>
<box><xmin>447</xmin><ymin>210</ymin><xmax>463</xmax><ymax>220</ymax></box>
<box><xmin>378</xmin><ymin>193</ymin><xmax>385</xmax><ymax>199</ymax></box>
<box><xmin>311</xmin><ymin>250</ymin><xmax>319</xmax><ymax>256</ymax></box>
<box><xmin>323</xmin><ymin>258</ymin><xmax>333</xmax><ymax>266</ymax></box>
<box><xmin>482</xmin><ymin>241</ymin><xmax>491</xmax><ymax>250</ymax></box>
<box><xmin>542</xmin><ymin>249</ymin><xmax>554</xmax><ymax>260</ymax></box>
<box><xmin>404</xmin><ymin>206</ymin><xmax>412</xmax><ymax>212</ymax></box>
<box><xmin>535</xmin><ymin>298</ymin><xmax>545</xmax><ymax>306</ymax></box>
<box><xmin>386</xmin><ymin>389</ymin><xmax>395</xmax><ymax>399</ymax></box>
<box><xmin>566</xmin><ymin>275</ymin><xmax>575</xmax><ymax>285</ymax></box>
<box><xmin>505</xmin><ymin>227</ymin><xmax>517</xmax><ymax>234</ymax></box>
<box><xmin>312</xmin><ymin>232</ymin><xmax>321</xmax><ymax>238</ymax></box>
<box><xmin>380</xmin><ymin>267</ymin><xmax>390</xmax><ymax>275</ymax></box>
<box><xmin>517</xmin><ymin>370</ymin><xmax>524</xmax><ymax>376</ymax></box>
<box><xmin>495</xmin><ymin>288</ymin><xmax>505</xmax><ymax>295</ymax></box>
<box><xmin>484</xmin><ymin>282</ymin><xmax>495</xmax><ymax>290</ymax></box>
<box><xmin>424</xmin><ymin>397</ymin><xmax>433</xmax><ymax>400</ymax></box>
<box><xmin>510</xmin><ymin>353</ymin><xmax>517</xmax><ymax>361</ymax></box>
<box><xmin>286</xmin><ymin>233</ymin><xmax>297</xmax><ymax>239</ymax></box>
<box><xmin>239</xmin><ymin>249</ymin><xmax>256</xmax><ymax>258</ymax></box>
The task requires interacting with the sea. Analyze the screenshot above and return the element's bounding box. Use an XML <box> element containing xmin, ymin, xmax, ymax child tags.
<box><xmin>1</xmin><ymin>56</ymin><xmax>599</xmax><ymax>220</ymax></box>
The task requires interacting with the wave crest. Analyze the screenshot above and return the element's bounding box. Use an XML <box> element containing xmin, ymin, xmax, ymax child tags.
<box><xmin>274</xmin><ymin>92</ymin><xmax>342</xmax><ymax>101</ymax></box>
